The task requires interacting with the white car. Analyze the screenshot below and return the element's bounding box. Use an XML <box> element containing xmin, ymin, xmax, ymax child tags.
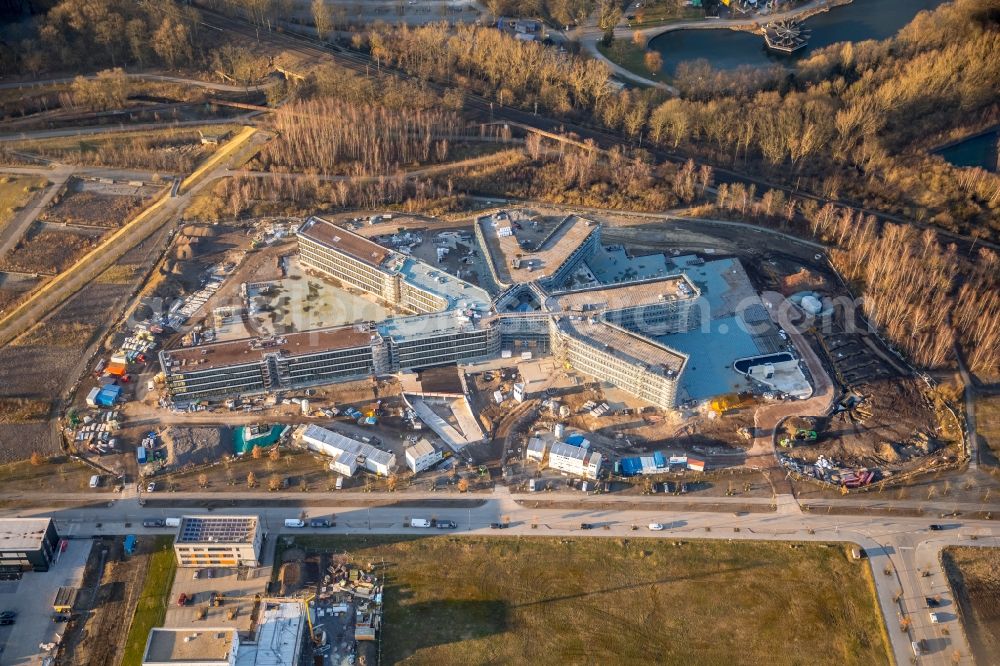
<box><xmin>648</xmin><ymin>523</ymin><xmax>665</xmax><ymax>531</ymax></box>
<box><xmin>929</xmin><ymin>612</ymin><xmax>940</xmax><ymax>624</ymax></box>
<box><xmin>146</xmin><ymin>482</ymin><xmax>156</xmax><ymax>492</ymax></box>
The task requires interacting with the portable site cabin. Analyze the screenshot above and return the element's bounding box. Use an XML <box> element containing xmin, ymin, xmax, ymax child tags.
<box><xmin>95</xmin><ymin>384</ymin><xmax>122</xmax><ymax>407</ymax></box>
<box><xmin>106</xmin><ymin>361</ymin><xmax>128</xmax><ymax>377</ymax></box>
<box><xmin>85</xmin><ymin>387</ymin><xmax>101</xmax><ymax>407</ymax></box>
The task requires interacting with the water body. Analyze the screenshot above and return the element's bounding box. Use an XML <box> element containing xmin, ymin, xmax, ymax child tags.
<box><xmin>936</xmin><ymin>132</ymin><xmax>999</xmax><ymax>172</ymax></box>
<box><xmin>650</xmin><ymin>0</ymin><xmax>947</xmax><ymax>74</ymax></box>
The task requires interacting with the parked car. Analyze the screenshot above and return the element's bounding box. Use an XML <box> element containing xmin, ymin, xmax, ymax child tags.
<box><xmin>52</xmin><ymin>613</ymin><xmax>71</xmax><ymax>623</ymax></box>
<box><xmin>0</xmin><ymin>610</ymin><xmax>16</xmax><ymax>619</ymax></box>
<box><xmin>142</xmin><ymin>519</ymin><xmax>165</xmax><ymax>528</ymax></box>
<box><xmin>490</xmin><ymin>522</ymin><xmax>506</xmax><ymax>529</ymax></box>
<box><xmin>648</xmin><ymin>523</ymin><xmax>665</xmax><ymax>531</ymax></box>
<box><xmin>146</xmin><ymin>482</ymin><xmax>156</xmax><ymax>492</ymax></box>
<box><xmin>929</xmin><ymin>612</ymin><xmax>940</xmax><ymax>624</ymax></box>
<box><xmin>580</xmin><ymin>523</ymin><xmax>594</xmax><ymax>530</ymax></box>
<box><xmin>925</xmin><ymin>596</ymin><xmax>940</xmax><ymax>607</ymax></box>
<box><xmin>929</xmin><ymin>524</ymin><xmax>943</xmax><ymax>531</ymax></box>
<box><xmin>0</xmin><ymin>618</ymin><xmax>14</xmax><ymax>626</ymax></box>
<box><xmin>309</xmin><ymin>519</ymin><xmax>333</xmax><ymax>528</ymax></box>
<box><xmin>435</xmin><ymin>520</ymin><xmax>457</xmax><ymax>529</ymax></box>
<box><xmin>177</xmin><ymin>593</ymin><xmax>189</xmax><ymax>606</ymax></box>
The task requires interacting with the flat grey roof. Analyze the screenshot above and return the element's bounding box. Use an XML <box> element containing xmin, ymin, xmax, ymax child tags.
<box><xmin>301</xmin><ymin>424</ymin><xmax>395</xmax><ymax>467</ymax></box>
<box><xmin>177</xmin><ymin>516</ymin><xmax>259</xmax><ymax>544</ymax></box>
<box><xmin>143</xmin><ymin>628</ymin><xmax>235</xmax><ymax>664</ymax></box>
<box><xmin>405</xmin><ymin>439</ymin><xmax>436</xmax><ymax>458</ymax></box>
<box><xmin>552</xmin><ymin>276</ymin><xmax>698</xmax><ymax>314</ymax></box>
<box><xmin>378</xmin><ymin>309</ymin><xmax>488</xmax><ymax>342</ymax></box>
<box><xmin>0</xmin><ymin>518</ymin><xmax>51</xmax><ymax>551</ymax></box>
<box><xmin>298</xmin><ymin>217</ymin><xmax>391</xmax><ymax>267</ymax></box>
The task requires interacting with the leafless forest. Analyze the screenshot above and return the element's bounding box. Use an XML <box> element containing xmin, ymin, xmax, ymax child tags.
<box><xmin>259</xmin><ymin>99</ymin><xmax>467</xmax><ymax>175</ymax></box>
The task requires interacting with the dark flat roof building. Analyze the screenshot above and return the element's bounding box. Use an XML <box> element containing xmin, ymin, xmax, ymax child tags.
<box><xmin>0</xmin><ymin>517</ymin><xmax>59</xmax><ymax>573</ymax></box>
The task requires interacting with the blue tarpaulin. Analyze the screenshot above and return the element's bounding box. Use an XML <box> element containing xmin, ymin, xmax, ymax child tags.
<box><xmin>620</xmin><ymin>457</ymin><xmax>643</xmax><ymax>477</ymax></box>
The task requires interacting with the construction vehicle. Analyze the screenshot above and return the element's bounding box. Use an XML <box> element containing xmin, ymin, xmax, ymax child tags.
<box><xmin>795</xmin><ymin>429</ymin><xmax>818</xmax><ymax>441</ymax></box>
<box><xmin>302</xmin><ymin>593</ymin><xmax>320</xmax><ymax>645</ymax></box>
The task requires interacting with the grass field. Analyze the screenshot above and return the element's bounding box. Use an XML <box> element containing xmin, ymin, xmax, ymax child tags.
<box><xmin>0</xmin><ymin>175</ymin><xmax>46</xmax><ymax>234</ymax></box>
<box><xmin>975</xmin><ymin>394</ymin><xmax>1000</xmax><ymax>466</ymax></box>
<box><xmin>0</xmin><ymin>455</ymin><xmax>99</xmax><ymax>491</ymax></box>
<box><xmin>282</xmin><ymin>535</ymin><xmax>889</xmax><ymax>665</ymax></box>
<box><xmin>0</xmin><ymin>396</ymin><xmax>50</xmax><ymax>424</ymax></box>
<box><xmin>597</xmin><ymin>39</ymin><xmax>671</xmax><ymax>84</ymax></box>
<box><xmin>121</xmin><ymin>536</ymin><xmax>177</xmax><ymax>666</ymax></box>
<box><xmin>942</xmin><ymin>546</ymin><xmax>1000</xmax><ymax>664</ymax></box>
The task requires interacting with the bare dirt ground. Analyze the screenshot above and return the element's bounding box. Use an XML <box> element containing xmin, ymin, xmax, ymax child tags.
<box><xmin>162</xmin><ymin>426</ymin><xmax>229</xmax><ymax>469</ymax></box>
<box><xmin>0</xmin><ymin>224</ymin><xmax>172</xmax><ymax>462</ymax></box>
<box><xmin>942</xmin><ymin>546</ymin><xmax>1000</xmax><ymax>665</ymax></box>
<box><xmin>58</xmin><ymin>536</ymin><xmax>160</xmax><ymax>666</ymax></box>
<box><xmin>783</xmin><ymin>378</ymin><xmax>960</xmax><ymax>469</ymax></box>
<box><xmin>0</xmin><ymin>222</ymin><xmax>100</xmax><ymax>275</ymax></box>
<box><xmin>39</xmin><ymin>179</ymin><xmax>152</xmax><ymax>228</ymax></box>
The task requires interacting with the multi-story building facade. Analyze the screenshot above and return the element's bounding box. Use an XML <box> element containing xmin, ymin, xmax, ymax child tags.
<box><xmin>173</xmin><ymin>515</ymin><xmax>262</xmax><ymax>568</ymax></box>
<box><xmin>159</xmin><ymin>212</ymin><xmax>771</xmax><ymax>412</ymax></box>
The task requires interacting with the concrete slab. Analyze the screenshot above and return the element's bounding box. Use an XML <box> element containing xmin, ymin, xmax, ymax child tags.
<box><xmin>0</xmin><ymin>539</ymin><xmax>92</xmax><ymax>666</ymax></box>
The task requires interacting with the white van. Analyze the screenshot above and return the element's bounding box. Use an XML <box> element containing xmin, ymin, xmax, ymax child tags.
<box><xmin>164</xmin><ymin>517</ymin><xmax>181</xmax><ymax>528</ymax></box>
<box><xmin>89</xmin><ymin>475</ymin><xmax>100</xmax><ymax>488</ymax></box>
<box><xmin>335</xmin><ymin>476</ymin><xmax>344</xmax><ymax>490</ymax></box>
<box><xmin>284</xmin><ymin>519</ymin><xmax>306</xmax><ymax>528</ymax></box>
<box><xmin>409</xmin><ymin>518</ymin><xmax>432</xmax><ymax>528</ymax></box>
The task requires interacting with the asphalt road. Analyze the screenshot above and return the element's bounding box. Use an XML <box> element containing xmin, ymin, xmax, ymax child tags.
<box><xmin>5</xmin><ymin>489</ymin><xmax>993</xmax><ymax>666</ymax></box>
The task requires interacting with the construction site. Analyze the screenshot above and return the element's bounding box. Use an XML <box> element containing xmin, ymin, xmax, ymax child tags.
<box><xmin>22</xmin><ymin>201</ymin><xmax>960</xmax><ymax>502</ymax></box>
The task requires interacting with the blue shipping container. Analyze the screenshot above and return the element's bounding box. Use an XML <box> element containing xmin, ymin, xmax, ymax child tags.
<box><xmin>124</xmin><ymin>535</ymin><xmax>136</xmax><ymax>555</ymax></box>
<box><xmin>136</xmin><ymin>446</ymin><xmax>147</xmax><ymax>464</ymax></box>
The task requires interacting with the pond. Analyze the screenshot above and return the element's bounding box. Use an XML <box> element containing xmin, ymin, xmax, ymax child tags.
<box><xmin>936</xmin><ymin>132</ymin><xmax>999</xmax><ymax>172</ymax></box>
<box><xmin>649</xmin><ymin>0</ymin><xmax>947</xmax><ymax>74</ymax></box>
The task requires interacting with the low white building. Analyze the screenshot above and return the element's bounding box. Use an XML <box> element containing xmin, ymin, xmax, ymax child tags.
<box><xmin>142</xmin><ymin>628</ymin><xmax>237</xmax><ymax>666</ymax></box>
<box><xmin>526</xmin><ymin>437</ymin><xmax>547</xmax><ymax>462</ymax></box>
<box><xmin>547</xmin><ymin>442</ymin><xmax>602</xmax><ymax>479</ymax></box>
<box><xmin>405</xmin><ymin>439</ymin><xmax>442</xmax><ymax>474</ymax></box>
<box><xmin>301</xmin><ymin>424</ymin><xmax>395</xmax><ymax>477</ymax></box>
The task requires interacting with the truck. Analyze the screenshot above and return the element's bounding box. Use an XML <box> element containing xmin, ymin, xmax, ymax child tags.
<box><xmin>283</xmin><ymin>519</ymin><xmax>306</xmax><ymax>528</ymax></box>
<box><xmin>409</xmin><ymin>518</ymin><xmax>432</xmax><ymax>528</ymax></box>
<box><xmin>164</xmin><ymin>518</ymin><xmax>181</xmax><ymax>528</ymax></box>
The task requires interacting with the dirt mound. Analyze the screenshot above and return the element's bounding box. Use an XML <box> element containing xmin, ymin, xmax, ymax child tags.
<box><xmin>877</xmin><ymin>441</ymin><xmax>901</xmax><ymax>463</ymax></box>
<box><xmin>180</xmin><ymin>224</ymin><xmax>217</xmax><ymax>238</ymax></box>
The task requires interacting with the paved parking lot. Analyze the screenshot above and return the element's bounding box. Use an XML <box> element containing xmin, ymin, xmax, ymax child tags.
<box><xmin>163</xmin><ymin>539</ymin><xmax>275</xmax><ymax>631</ymax></box>
<box><xmin>0</xmin><ymin>540</ymin><xmax>91</xmax><ymax>666</ymax></box>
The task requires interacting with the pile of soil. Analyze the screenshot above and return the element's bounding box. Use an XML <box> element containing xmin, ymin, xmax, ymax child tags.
<box><xmin>162</xmin><ymin>426</ymin><xmax>229</xmax><ymax>469</ymax></box>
